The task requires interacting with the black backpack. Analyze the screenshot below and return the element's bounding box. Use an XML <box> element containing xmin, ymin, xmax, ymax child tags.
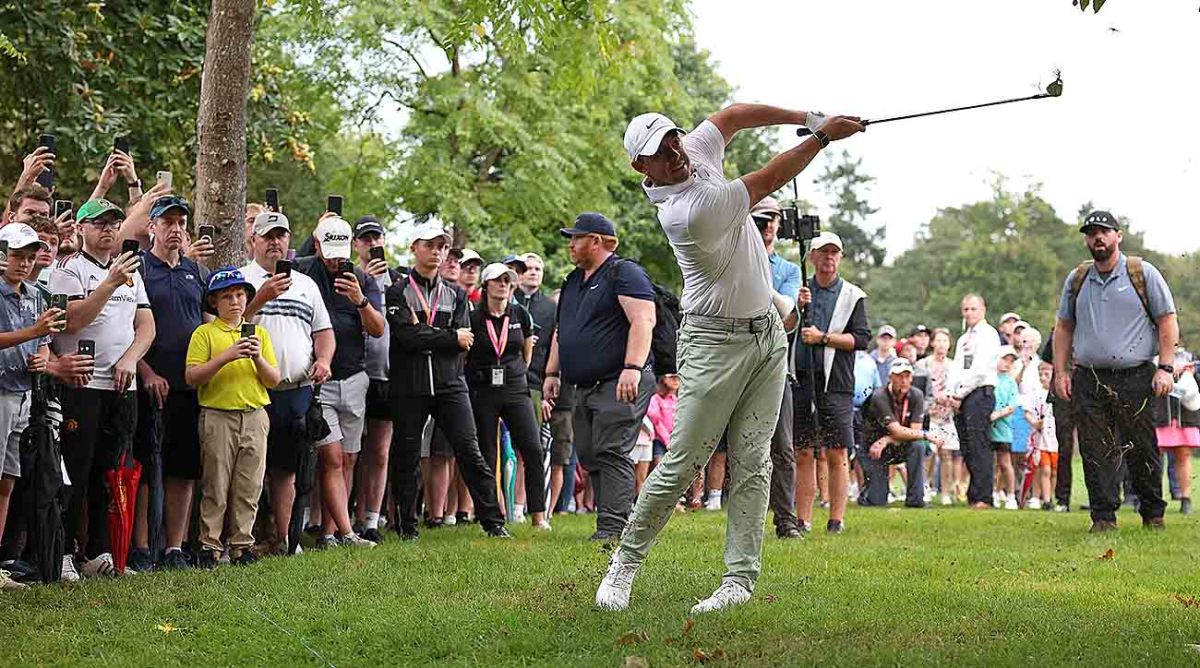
<box><xmin>609</xmin><ymin>258</ymin><xmax>680</xmax><ymax>377</ymax></box>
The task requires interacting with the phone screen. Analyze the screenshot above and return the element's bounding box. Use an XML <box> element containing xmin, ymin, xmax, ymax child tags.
<box><xmin>327</xmin><ymin>195</ymin><xmax>343</xmax><ymax>216</ymax></box>
<box><xmin>122</xmin><ymin>239</ymin><xmax>141</xmax><ymax>257</ymax></box>
<box><xmin>114</xmin><ymin>137</ymin><xmax>131</xmax><ymax>154</ymax></box>
<box><xmin>369</xmin><ymin>246</ymin><xmax>385</xmax><ymax>262</ymax></box>
<box><xmin>275</xmin><ymin>259</ymin><xmax>292</xmax><ymax>277</ymax></box>
<box><xmin>241</xmin><ymin>323</ymin><xmax>256</xmax><ymax>339</ymax></box>
<box><xmin>198</xmin><ymin>225</ymin><xmax>215</xmax><ymax>242</ymax></box>
<box><xmin>54</xmin><ymin>200</ymin><xmax>72</xmax><ymax>219</ymax></box>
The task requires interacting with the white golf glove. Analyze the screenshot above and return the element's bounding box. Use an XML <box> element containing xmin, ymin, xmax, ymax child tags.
<box><xmin>803</xmin><ymin>111</ymin><xmax>828</xmax><ymax>133</ymax></box>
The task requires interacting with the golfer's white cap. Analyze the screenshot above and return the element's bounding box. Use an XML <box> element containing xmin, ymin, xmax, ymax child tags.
<box><xmin>624</xmin><ymin>112</ymin><xmax>683</xmax><ymax>160</ymax></box>
<box><xmin>998</xmin><ymin>344</ymin><xmax>1018</xmax><ymax>359</ymax></box>
<box><xmin>410</xmin><ymin>222</ymin><xmax>452</xmax><ymax>246</ymax></box>
<box><xmin>480</xmin><ymin>262</ymin><xmax>519</xmax><ymax>285</ymax></box>
<box><xmin>890</xmin><ymin>358</ymin><xmax>914</xmax><ymax>376</ymax></box>
<box><xmin>313</xmin><ymin>217</ymin><xmax>352</xmax><ymax>260</ymax></box>
<box><xmin>810</xmin><ymin>231</ymin><xmax>843</xmax><ymax>252</ymax></box>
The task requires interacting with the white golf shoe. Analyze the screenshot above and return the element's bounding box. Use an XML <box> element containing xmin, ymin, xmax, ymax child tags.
<box><xmin>690</xmin><ymin>581</ymin><xmax>752</xmax><ymax>615</ymax></box>
<box><xmin>595</xmin><ymin>549</ymin><xmax>640</xmax><ymax>611</ymax></box>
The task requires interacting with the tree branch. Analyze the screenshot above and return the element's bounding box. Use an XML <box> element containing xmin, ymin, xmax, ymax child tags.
<box><xmin>383</xmin><ymin>37</ymin><xmax>429</xmax><ymax>80</ymax></box>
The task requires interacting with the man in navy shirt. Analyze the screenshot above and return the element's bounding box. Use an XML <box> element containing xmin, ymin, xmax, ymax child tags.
<box><xmin>133</xmin><ymin>196</ymin><xmax>206</xmax><ymax>571</ymax></box>
<box><xmin>543</xmin><ymin>213</ymin><xmax>656</xmax><ymax>541</ymax></box>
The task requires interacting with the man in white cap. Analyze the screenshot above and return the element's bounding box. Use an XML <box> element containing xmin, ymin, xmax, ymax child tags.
<box><xmin>792</xmin><ymin>232</ymin><xmax>871</xmax><ymax>533</ymax></box>
<box><xmin>384</xmin><ymin>223</ymin><xmax>510</xmax><ymax>539</ymax></box>
<box><xmin>240</xmin><ymin>211</ymin><xmax>335</xmax><ymax>553</ymax></box>
<box><xmin>295</xmin><ymin>216</ymin><xmax>385</xmax><ymax>548</ymax></box>
<box><xmin>997</xmin><ymin>312</ymin><xmax>1021</xmax><ymax>346</ymax></box>
<box><xmin>595</xmin><ymin>103</ymin><xmax>863</xmax><ymax>614</ymax></box>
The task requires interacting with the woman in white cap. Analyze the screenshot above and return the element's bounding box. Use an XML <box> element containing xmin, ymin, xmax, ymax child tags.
<box><xmin>465</xmin><ymin>263</ymin><xmax>549</xmax><ymax>529</ymax></box>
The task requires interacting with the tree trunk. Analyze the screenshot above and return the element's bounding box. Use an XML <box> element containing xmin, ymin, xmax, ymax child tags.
<box><xmin>194</xmin><ymin>0</ymin><xmax>256</xmax><ymax>270</ymax></box>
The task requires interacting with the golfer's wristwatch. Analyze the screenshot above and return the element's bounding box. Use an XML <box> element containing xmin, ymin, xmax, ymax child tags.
<box><xmin>813</xmin><ymin>130</ymin><xmax>831</xmax><ymax>149</ymax></box>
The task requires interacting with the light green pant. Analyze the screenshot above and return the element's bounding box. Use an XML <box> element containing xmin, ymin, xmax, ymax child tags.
<box><xmin>617</xmin><ymin>309</ymin><xmax>787</xmax><ymax>591</ymax></box>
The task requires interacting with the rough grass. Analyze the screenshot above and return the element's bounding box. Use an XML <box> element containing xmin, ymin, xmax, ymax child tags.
<box><xmin>3</xmin><ymin>499</ymin><xmax>1200</xmax><ymax>667</ymax></box>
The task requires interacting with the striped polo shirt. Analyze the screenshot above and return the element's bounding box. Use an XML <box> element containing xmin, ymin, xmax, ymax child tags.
<box><xmin>240</xmin><ymin>260</ymin><xmax>332</xmax><ymax>384</ymax></box>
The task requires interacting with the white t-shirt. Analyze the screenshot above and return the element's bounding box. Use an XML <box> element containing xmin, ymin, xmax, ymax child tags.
<box><xmin>241</xmin><ymin>260</ymin><xmax>333</xmax><ymax>384</ymax></box>
<box><xmin>49</xmin><ymin>251</ymin><xmax>150</xmax><ymax>391</ymax></box>
<box><xmin>642</xmin><ymin>120</ymin><xmax>772</xmax><ymax>318</ymax></box>
<box><xmin>1026</xmin><ymin>393</ymin><xmax>1058</xmax><ymax>453</ymax></box>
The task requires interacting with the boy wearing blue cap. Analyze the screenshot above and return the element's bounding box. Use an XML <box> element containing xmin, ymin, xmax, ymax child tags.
<box><xmin>185</xmin><ymin>267</ymin><xmax>280</xmax><ymax>568</ymax></box>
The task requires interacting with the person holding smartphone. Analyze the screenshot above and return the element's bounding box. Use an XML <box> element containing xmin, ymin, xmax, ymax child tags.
<box><xmin>88</xmin><ymin>140</ymin><xmax>142</xmax><ymax>206</ymax></box>
<box><xmin>48</xmin><ymin>198</ymin><xmax>155</xmax><ymax>578</ymax></box>
<box><xmin>295</xmin><ymin>216</ymin><xmax>384</xmax><ymax>549</ymax></box>
<box><xmin>0</xmin><ymin>224</ymin><xmax>61</xmax><ymax>591</ymax></box>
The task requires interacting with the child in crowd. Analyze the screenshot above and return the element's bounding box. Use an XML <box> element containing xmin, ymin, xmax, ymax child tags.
<box><xmin>0</xmin><ymin>225</ymin><xmax>62</xmax><ymax>591</ymax></box>
<box><xmin>1025</xmin><ymin>361</ymin><xmax>1058</xmax><ymax>510</ymax></box>
<box><xmin>990</xmin><ymin>346</ymin><xmax>1019</xmax><ymax>510</ymax></box>
<box><xmin>631</xmin><ymin>416</ymin><xmax>654</xmax><ymax>495</ymax></box>
<box><xmin>185</xmin><ymin>267</ymin><xmax>280</xmax><ymax>569</ymax></box>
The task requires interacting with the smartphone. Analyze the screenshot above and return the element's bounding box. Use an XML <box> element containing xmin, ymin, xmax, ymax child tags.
<box><xmin>51</xmin><ymin>294</ymin><xmax>69</xmax><ymax>325</ymax></box>
<box><xmin>369</xmin><ymin>246</ymin><xmax>385</xmax><ymax>262</ymax></box>
<box><xmin>114</xmin><ymin>136</ymin><xmax>131</xmax><ymax>155</ymax></box>
<box><xmin>338</xmin><ymin>260</ymin><xmax>355</xmax><ymax>277</ymax></box>
<box><xmin>54</xmin><ymin>200</ymin><xmax>72</xmax><ymax>219</ymax></box>
<box><xmin>326</xmin><ymin>195</ymin><xmax>343</xmax><ymax>216</ymax></box>
<box><xmin>274</xmin><ymin>259</ymin><xmax>292</xmax><ymax>277</ymax></box>
<box><xmin>0</xmin><ymin>240</ymin><xmax>8</xmax><ymax>262</ymax></box>
<box><xmin>37</xmin><ymin>134</ymin><xmax>56</xmax><ymax>188</ymax></box>
<box><xmin>121</xmin><ymin>239</ymin><xmax>141</xmax><ymax>257</ymax></box>
<box><xmin>265</xmin><ymin>188</ymin><xmax>279</xmax><ymax>213</ymax></box>
<box><xmin>198</xmin><ymin>224</ymin><xmax>215</xmax><ymax>243</ymax></box>
<box><xmin>241</xmin><ymin>323</ymin><xmax>256</xmax><ymax>339</ymax></box>
<box><xmin>78</xmin><ymin>339</ymin><xmax>96</xmax><ymax>357</ymax></box>
<box><xmin>156</xmin><ymin>171</ymin><xmax>172</xmax><ymax>189</ymax></box>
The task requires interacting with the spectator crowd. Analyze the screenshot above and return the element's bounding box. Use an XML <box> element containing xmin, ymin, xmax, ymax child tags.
<box><xmin>0</xmin><ymin>140</ymin><xmax>1196</xmax><ymax>594</ymax></box>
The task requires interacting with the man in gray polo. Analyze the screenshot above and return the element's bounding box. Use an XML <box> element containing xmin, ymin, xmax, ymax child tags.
<box><xmin>1052</xmin><ymin>210</ymin><xmax>1178</xmax><ymax>533</ymax></box>
<box><xmin>595</xmin><ymin>104</ymin><xmax>862</xmax><ymax>614</ymax></box>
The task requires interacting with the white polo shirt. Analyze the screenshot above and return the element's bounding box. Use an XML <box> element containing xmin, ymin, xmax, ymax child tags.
<box><xmin>642</xmin><ymin>120</ymin><xmax>772</xmax><ymax>318</ymax></box>
<box><xmin>49</xmin><ymin>251</ymin><xmax>151</xmax><ymax>391</ymax></box>
<box><xmin>241</xmin><ymin>260</ymin><xmax>333</xmax><ymax>384</ymax></box>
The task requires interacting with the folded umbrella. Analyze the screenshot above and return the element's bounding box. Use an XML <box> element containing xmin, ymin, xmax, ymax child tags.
<box><xmin>23</xmin><ymin>376</ymin><xmax>63</xmax><ymax>583</ymax></box>
<box><xmin>540</xmin><ymin>422</ymin><xmax>552</xmax><ymax>513</ymax></box>
<box><xmin>500</xmin><ymin>422</ymin><xmax>516</xmax><ymax>520</ymax></box>
<box><xmin>144</xmin><ymin>401</ymin><xmax>165</xmax><ymax>562</ymax></box>
<box><xmin>105</xmin><ymin>447</ymin><xmax>141</xmax><ymax>575</ymax></box>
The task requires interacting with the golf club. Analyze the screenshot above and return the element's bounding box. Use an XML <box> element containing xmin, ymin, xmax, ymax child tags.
<box><xmin>796</xmin><ymin>75</ymin><xmax>1063</xmax><ymax>136</ymax></box>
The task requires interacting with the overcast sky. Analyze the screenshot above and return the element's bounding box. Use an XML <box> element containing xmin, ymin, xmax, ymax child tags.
<box><xmin>690</xmin><ymin>0</ymin><xmax>1198</xmax><ymax>258</ymax></box>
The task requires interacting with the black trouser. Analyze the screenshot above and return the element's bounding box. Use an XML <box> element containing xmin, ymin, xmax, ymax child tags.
<box><xmin>770</xmin><ymin>381</ymin><xmax>797</xmax><ymax>530</ymax></box>
<box><xmin>389</xmin><ymin>389</ymin><xmax>503</xmax><ymax>534</ymax></box>
<box><xmin>1052</xmin><ymin>396</ymin><xmax>1076</xmax><ymax>507</ymax></box>
<box><xmin>954</xmin><ymin>386</ymin><xmax>995</xmax><ymax>506</ymax></box>
<box><xmin>573</xmin><ymin>370</ymin><xmax>655</xmax><ymax>536</ymax></box>
<box><xmin>472</xmin><ymin>386</ymin><xmax>546</xmax><ymax>514</ymax></box>
<box><xmin>1072</xmin><ymin>364</ymin><xmax>1165</xmax><ymax>523</ymax></box>
<box><xmin>859</xmin><ymin>441</ymin><xmax>925</xmax><ymax>507</ymax></box>
<box><xmin>60</xmin><ymin>388</ymin><xmax>136</xmax><ymax>559</ymax></box>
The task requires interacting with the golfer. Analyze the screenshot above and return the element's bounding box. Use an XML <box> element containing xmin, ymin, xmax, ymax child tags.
<box><xmin>596</xmin><ymin>104</ymin><xmax>863</xmax><ymax>614</ymax></box>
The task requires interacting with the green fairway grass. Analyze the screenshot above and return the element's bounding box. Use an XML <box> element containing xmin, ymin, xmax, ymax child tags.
<box><xmin>3</xmin><ymin>500</ymin><xmax>1199</xmax><ymax>667</ymax></box>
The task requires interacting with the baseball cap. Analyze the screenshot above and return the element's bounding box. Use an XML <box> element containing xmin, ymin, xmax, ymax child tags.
<box><xmin>809</xmin><ymin>231</ymin><xmax>843</xmax><ymax>252</ymax></box>
<box><xmin>501</xmin><ymin>254</ymin><xmax>528</xmax><ymax>274</ymax></box>
<box><xmin>354</xmin><ymin>215</ymin><xmax>385</xmax><ymax>239</ymax></box>
<box><xmin>910</xmin><ymin>324</ymin><xmax>930</xmax><ymax>336</ymax></box>
<box><xmin>75</xmin><ymin>198</ymin><xmax>125</xmax><ymax>224</ymax></box>
<box><xmin>0</xmin><ymin>223</ymin><xmax>50</xmax><ymax>252</ymax></box>
<box><xmin>750</xmin><ymin>196</ymin><xmax>782</xmax><ymax>220</ymax></box>
<box><xmin>999</xmin><ymin>312</ymin><xmax>1021</xmax><ymax>325</ymax></box>
<box><xmin>203</xmin><ymin>266</ymin><xmax>256</xmax><ymax>314</ymax></box>
<box><xmin>560</xmin><ymin>212</ymin><xmax>617</xmax><ymax>238</ymax></box>
<box><xmin>623</xmin><ymin>112</ymin><xmax>684</xmax><ymax>160</ymax></box>
<box><xmin>878</xmin><ymin>325</ymin><xmax>897</xmax><ymax>338</ymax></box>
<box><xmin>409</xmin><ymin>223</ymin><xmax>452</xmax><ymax>246</ymax></box>
<box><xmin>457</xmin><ymin>249</ymin><xmax>484</xmax><ymax>266</ymax></box>
<box><xmin>150</xmin><ymin>196</ymin><xmax>191</xmax><ymax>219</ymax></box>
<box><xmin>519</xmin><ymin>252</ymin><xmax>543</xmax><ymax>266</ymax></box>
<box><xmin>889</xmin><ymin>358</ymin><xmax>914</xmax><ymax>376</ymax></box>
<box><xmin>480</xmin><ymin>262</ymin><xmax>519</xmax><ymax>285</ymax></box>
<box><xmin>1080</xmin><ymin>210</ymin><xmax>1120</xmax><ymax>233</ymax></box>
<box><xmin>998</xmin><ymin>344</ymin><xmax>1018</xmax><ymax>359</ymax></box>
<box><xmin>313</xmin><ymin>217</ymin><xmax>353</xmax><ymax>260</ymax></box>
<box><xmin>1012</xmin><ymin>320</ymin><xmax>1031</xmax><ymax>332</ymax></box>
<box><xmin>253</xmin><ymin>211</ymin><xmax>290</xmax><ymax>236</ymax></box>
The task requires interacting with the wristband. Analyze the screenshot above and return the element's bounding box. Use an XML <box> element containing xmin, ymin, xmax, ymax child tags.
<box><xmin>1158</xmin><ymin>364</ymin><xmax>1175</xmax><ymax>374</ymax></box>
<box><xmin>546</xmin><ymin>371</ymin><xmax>560</xmax><ymax>378</ymax></box>
<box><xmin>813</xmin><ymin>130</ymin><xmax>831</xmax><ymax>149</ymax></box>
<box><xmin>624</xmin><ymin>363</ymin><xmax>643</xmax><ymax>371</ymax></box>
<box><xmin>129</xmin><ymin>179</ymin><xmax>143</xmax><ymax>190</ymax></box>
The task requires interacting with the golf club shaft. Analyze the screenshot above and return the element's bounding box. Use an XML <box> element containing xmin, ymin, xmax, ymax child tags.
<box><xmin>796</xmin><ymin>93</ymin><xmax>1052</xmax><ymax>136</ymax></box>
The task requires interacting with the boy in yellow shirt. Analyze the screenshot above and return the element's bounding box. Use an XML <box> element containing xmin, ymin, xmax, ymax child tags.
<box><xmin>186</xmin><ymin>267</ymin><xmax>280</xmax><ymax>568</ymax></box>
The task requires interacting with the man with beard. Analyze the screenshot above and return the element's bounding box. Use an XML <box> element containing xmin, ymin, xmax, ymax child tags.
<box><xmin>1053</xmin><ymin>210</ymin><xmax>1178</xmax><ymax>533</ymax></box>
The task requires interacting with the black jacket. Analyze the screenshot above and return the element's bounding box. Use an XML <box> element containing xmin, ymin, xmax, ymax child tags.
<box><xmin>795</xmin><ymin>294</ymin><xmax>871</xmax><ymax>395</ymax></box>
<box><xmin>385</xmin><ymin>270</ymin><xmax>470</xmax><ymax>397</ymax></box>
<box><xmin>514</xmin><ymin>288</ymin><xmax>556</xmax><ymax>386</ymax></box>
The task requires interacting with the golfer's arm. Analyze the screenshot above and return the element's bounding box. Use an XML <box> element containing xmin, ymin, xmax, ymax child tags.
<box><xmin>1156</xmin><ymin>313</ymin><xmax>1179</xmax><ymax>363</ymax></box>
<box><xmin>1052</xmin><ymin>319</ymin><xmax>1074</xmax><ymax>377</ymax></box>
<box><xmin>740</xmin><ymin>140</ymin><xmax>825</xmax><ymax>207</ymax></box>
<box><xmin>709</xmin><ymin>104</ymin><xmax>808</xmax><ymax>144</ymax></box>
<box><xmin>619</xmin><ymin>296</ymin><xmax>655</xmax><ymax>369</ymax></box>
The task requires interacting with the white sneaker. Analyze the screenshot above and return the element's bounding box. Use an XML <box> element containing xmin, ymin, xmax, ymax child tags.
<box><xmin>339</xmin><ymin>532</ymin><xmax>376</xmax><ymax>548</ymax></box>
<box><xmin>848</xmin><ymin>482</ymin><xmax>860</xmax><ymax>499</ymax></box>
<box><xmin>1</xmin><ymin>569</ymin><xmax>29</xmax><ymax>591</ymax></box>
<box><xmin>690</xmin><ymin>581</ymin><xmax>752</xmax><ymax>615</ymax></box>
<box><xmin>1053</xmin><ymin>504</ymin><xmax>1069</xmax><ymax>513</ymax></box>
<box><xmin>992</xmin><ymin>493</ymin><xmax>1004</xmax><ymax>509</ymax></box>
<box><xmin>61</xmin><ymin>555</ymin><xmax>80</xmax><ymax>582</ymax></box>
<box><xmin>1004</xmin><ymin>497</ymin><xmax>1019</xmax><ymax>511</ymax></box>
<box><xmin>940</xmin><ymin>494</ymin><xmax>952</xmax><ymax>506</ymax></box>
<box><xmin>442</xmin><ymin>515</ymin><xmax>457</xmax><ymax>526</ymax></box>
<box><xmin>1027</xmin><ymin>498</ymin><xmax>1043</xmax><ymax>510</ymax></box>
<box><xmin>533</xmin><ymin>520</ymin><xmax>552</xmax><ymax>531</ymax></box>
<box><xmin>705</xmin><ymin>494</ymin><xmax>722</xmax><ymax>511</ymax></box>
<box><xmin>512</xmin><ymin>509</ymin><xmax>526</xmax><ymax>524</ymax></box>
<box><xmin>81</xmin><ymin>553</ymin><xmax>115</xmax><ymax>578</ymax></box>
<box><xmin>595</xmin><ymin>549</ymin><xmax>640</xmax><ymax>611</ymax></box>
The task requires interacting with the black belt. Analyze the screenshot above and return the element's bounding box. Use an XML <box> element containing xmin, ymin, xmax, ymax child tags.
<box><xmin>1076</xmin><ymin>363</ymin><xmax>1153</xmax><ymax>377</ymax></box>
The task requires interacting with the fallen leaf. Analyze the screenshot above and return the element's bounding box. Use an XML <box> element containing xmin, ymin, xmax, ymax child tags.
<box><xmin>693</xmin><ymin>649</ymin><xmax>711</xmax><ymax>662</ymax></box>
<box><xmin>1098</xmin><ymin>548</ymin><xmax>1115</xmax><ymax>561</ymax></box>
<box><xmin>155</xmin><ymin>623</ymin><xmax>181</xmax><ymax>634</ymax></box>
<box><xmin>623</xmin><ymin>656</ymin><xmax>649</xmax><ymax>668</ymax></box>
<box><xmin>764</xmin><ymin>594</ymin><xmax>779</xmax><ymax>603</ymax></box>
<box><xmin>617</xmin><ymin>630</ymin><xmax>650</xmax><ymax>646</ymax></box>
<box><xmin>682</xmin><ymin>619</ymin><xmax>694</xmax><ymax>637</ymax></box>
<box><xmin>1174</xmin><ymin>594</ymin><xmax>1200</xmax><ymax>608</ymax></box>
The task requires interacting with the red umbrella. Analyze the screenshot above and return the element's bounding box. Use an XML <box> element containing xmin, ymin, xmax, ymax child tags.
<box><xmin>105</xmin><ymin>451</ymin><xmax>141</xmax><ymax>575</ymax></box>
